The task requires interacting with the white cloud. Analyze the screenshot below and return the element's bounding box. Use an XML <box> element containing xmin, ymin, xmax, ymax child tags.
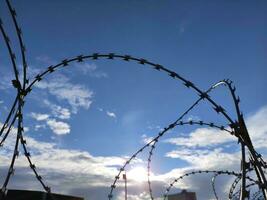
<box><xmin>246</xmin><ymin>105</ymin><xmax>267</xmax><ymax>148</ymax></box>
<box><xmin>0</xmin><ymin>100</ymin><xmax>3</xmax><ymax>104</ymax></box>
<box><xmin>164</xmin><ymin>105</ymin><xmax>267</xmax><ymax>150</ymax></box>
<box><xmin>46</xmin><ymin>119</ymin><xmax>70</xmax><ymax>135</ymax></box>
<box><xmin>0</xmin><ymin>132</ymin><xmax>140</xmax><ymax>195</ymax></box>
<box><xmin>98</xmin><ymin>108</ymin><xmax>104</xmax><ymax>112</ymax></box>
<box><xmin>147</xmin><ymin>125</ymin><xmax>161</xmax><ymax>131</ymax></box>
<box><xmin>30</xmin><ymin>110</ymin><xmax>71</xmax><ymax>135</ymax></box>
<box><xmin>35</xmin><ymin>74</ymin><xmax>93</xmax><ymax>113</ymax></box>
<box><xmin>187</xmin><ymin>115</ymin><xmax>201</xmax><ymax>121</ymax></box>
<box><xmin>75</xmin><ymin>62</ymin><xmax>108</xmax><ymax>78</ymax></box>
<box><xmin>157</xmin><ymin>105</ymin><xmax>267</xmax><ymax>199</ymax></box>
<box><xmin>117</xmin><ymin>191</ymin><xmax>153</xmax><ymax>200</ymax></box>
<box><xmin>1</xmin><ymin>105</ymin><xmax>267</xmax><ymax>200</ymax></box>
<box><xmin>165</xmin><ymin>148</ymin><xmax>239</xmax><ymax>170</ymax></box>
<box><xmin>35</xmin><ymin>55</ymin><xmax>54</xmax><ymax>64</ymax></box>
<box><xmin>43</xmin><ymin>99</ymin><xmax>71</xmax><ymax>119</ymax></box>
<box><xmin>0</xmin><ymin>73</ymin><xmax>13</xmax><ymax>89</ymax></box>
<box><xmin>164</xmin><ymin>127</ymin><xmax>234</xmax><ymax>147</ymax></box>
<box><xmin>34</xmin><ymin>124</ymin><xmax>46</xmax><ymax>131</ymax></box>
<box><xmin>106</xmin><ymin>111</ymin><xmax>116</xmax><ymax>118</ymax></box>
<box><xmin>141</xmin><ymin>134</ymin><xmax>154</xmax><ymax>144</ymax></box>
<box><xmin>76</xmin><ymin>62</ymin><xmax>96</xmax><ymax>74</ymax></box>
<box><xmin>30</xmin><ymin>112</ymin><xmax>50</xmax><ymax>121</ymax></box>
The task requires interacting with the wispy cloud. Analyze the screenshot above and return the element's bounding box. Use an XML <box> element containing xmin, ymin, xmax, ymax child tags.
<box><xmin>30</xmin><ymin>112</ymin><xmax>70</xmax><ymax>135</ymax></box>
<box><xmin>30</xmin><ymin>112</ymin><xmax>50</xmax><ymax>121</ymax></box>
<box><xmin>46</xmin><ymin>119</ymin><xmax>70</xmax><ymax>135</ymax></box>
<box><xmin>35</xmin><ymin>74</ymin><xmax>93</xmax><ymax>113</ymax></box>
<box><xmin>34</xmin><ymin>124</ymin><xmax>46</xmax><ymax>131</ymax></box>
<box><xmin>164</xmin><ymin>105</ymin><xmax>267</xmax><ymax>149</ymax></box>
<box><xmin>165</xmin><ymin>148</ymin><xmax>239</xmax><ymax>170</ymax></box>
<box><xmin>164</xmin><ymin>127</ymin><xmax>234</xmax><ymax>147</ymax></box>
<box><xmin>97</xmin><ymin>108</ymin><xmax>117</xmax><ymax>119</ymax></box>
<box><xmin>1</xmin><ymin>105</ymin><xmax>267</xmax><ymax>200</ymax></box>
<box><xmin>141</xmin><ymin>134</ymin><xmax>154</xmax><ymax>144</ymax></box>
<box><xmin>106</xmin><ymin>111</ymin><xmax>116</xmax><ymax>118</ymax></box>
<box><xmin>43</xmin><ymin>99</ymin><xmax>71</xmax><ymax>120</ymax></box>
<box><xmin>246</xmin><ymin>105</ymin><xmax>267</xmax><ymax>149</ymax></box>
<box><xmin>75</xmin><ymin>62</ymin><xmax>108</xmax><ymax>78</ymax></box>
<box><xmin>98</xmin><ymin>107</ymin><xmax>104</xmax><ymax>112</ymax></box>
<box><xmin>0</xmin><ymin>73</ymin><xmax>13</xmax><ymax>90</ymax></box>
<box><xmin>35</xmin><ymin>55</ymin><xmax>55</xmax><ymax>65</ymax></box>
<box><xmin>0</xmin><ymin>132</ymin><xmax>143</xmax><ymax>197</ymax></box>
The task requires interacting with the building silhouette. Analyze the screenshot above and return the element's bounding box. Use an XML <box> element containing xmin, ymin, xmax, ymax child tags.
<box><xmin>5</xmin><ymin>190</ymin><xmax>84</xmax><ymax>200</ymax></box>
<box><xmin>167</xmin><ymin>189</ymin><xmax>197</xmax><ymax>200</ymax></box>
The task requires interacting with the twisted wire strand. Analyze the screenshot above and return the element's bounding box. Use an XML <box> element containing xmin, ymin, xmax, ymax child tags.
<box><xmin>147</xmin><ymin>120</ymin><xmax>232</xmax><ymax>200</ymax></box>
<box><xmin>147</xmin><ymin>80</ymin><xmax>231</xmax><ymax>200</ymax></box>
<box><xmin>211</xmin><ymin>172</ymin><xmax>220</xmax><ymax>200</ymax></box>
<box><xmin>108</xmin><ymin>115</ymin><xmax>232</xmax><ymax>199</ymax></box>
<box><xmin>0</xmin><ymin>96</ymin><xmax>19</xmax><ymax>143</ymax></box>
<box><xmin>0</xmin><ymin>96</ymin><xmax>23</xmax><ymax>199</ymax></box>
<box><xmin>0</xmin><ymin>92</ymin><xmax>55</xmax><ymax>199</ymax></box>
<box><xmin>26</xmin><ymin>54</ymin><xmax>236</xmax><ymax>125</ymax></box>
<box><xmin>229</xmin><ymin>176</ymin><xmax>242</xmax><ymax>199</ymax></box>
<box><xmin>22</xmin><ymin>53</ymin><xmax>265</xmax><ymax>199</ymax></box>
<box><xmin>0</xmin><ymin>1</ymin><xmax>266</xmax><ymax>199</ymax></box>
<box><xmin>147</xmin><ymin>78</ymin><xmax>258</xmax><ymax>200</ymax></box>
<box><xmin>0</xmin><ymin>1</ymin><xmax>22</xmax><ymax>150</ymax></box>
<box><xmin>0</xmin><ymin>104</ymin><xmax>18</xmax><ymax>146</ymax></box>
<box><xmin>13</xmin><ymin>53</ymin><xmax>244</xmax><ymax>198</ymax></box>
<box><xmin>162</xmin><ymin>170</ymin><xmax>258</xmax><ymax>200</ymax></box>
<box><xmin>0</xmin><ymin>17</ymin><xmax>20</xmax><ymax>83</ymax></box>
<box><xmin>0</xmin><ymin>97</ymin><xmax>18</xmax><ymax>147</ymax></box>
<box><xmin>217</xmin><ymin>80</ymin><xmax>267</xmax><ymax>198</ymax></box>
<box><xmin>251</xmin><ymin>190</ymin><xmax>263</xmax><ymax>200</ymax></box>
<box><xmin>0</xmin><ymin>8</ymin><xmax>47</xmax><ymax>191</ymax></box>
<box><xmin>20</xmin><ymin>134</ymin><xmax>57</xmax><ymax>200</ymax></box>
<box><xmin>211</xmin><ymin>172</ymin><xmax>254</xmax><ymax>200</ymax></box>
<box><xmin>20</xmin><ymin>134</ymin><xmax>52</xmax><ymax>194</ymax></box>
<box><xmin>231</xmin><ymin>182</ymin><xmax>256</xmax><ymax>199</ymax></box>
<box><xmin>228</xmin><ymin>169</ymin><xmax>253</xmax><ymax>199</ymax></box>
<box><xmin>228</xmin><ymin>168</ymin><xmax>254</xmax><ymax>200</ymax></box>
<box><xmin>0</xmin><ymin>49</ymin><xmax>246</xmax><ymax>198</ymax></box>
<box><xmin>222</xmin><ymin>80</ymin><xmax>241</xmax><ymax>121</ymax></box>
<box><xmin>5</xmin><ymin>0</ymin><xmax>28</xmax><ymax>89</ymax></box>
<box><xmin>0</xmin><ymin>48</ymin><xmax>264</xmax><ymax>199</ymax></box>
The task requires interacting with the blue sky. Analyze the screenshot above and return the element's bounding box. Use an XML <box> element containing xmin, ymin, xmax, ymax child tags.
<box><xmin>0</xmin><ymin>0</ymin><xmax>267</xmax><ymax>200</ymax></box>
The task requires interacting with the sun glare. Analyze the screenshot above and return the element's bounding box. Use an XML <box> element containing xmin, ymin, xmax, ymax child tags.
<box><xmin>127</xmin><ymin>166</ymin><xmax>148</xmax><ymax>182</ymax></box>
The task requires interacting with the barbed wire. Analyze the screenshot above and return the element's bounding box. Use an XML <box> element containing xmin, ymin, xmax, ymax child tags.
<box><xmin>251</xmin><ymin>190</ymin><xmax>263</xmax><ymax>200</ymax></box>
<box><xmin>24</xmin><ymin>53</ymin><xmax>241</xmax><ymax>130</ymax></box>
<box><xmin>162</xmin><ymin>170</ymin><xmax>258</xmax><ymax>200</ymax></box>
<box><xmin>5</xmin><ymin>0</ymin><xmax>28</xmax><ymax>90</ymax></box>
<box><xmin>146</xmin><ymin>80</ymin><xmax>233</xmax><ymax>200</ymax></box>
<box><xmin>229</xmin><ymin>176</ymin><xmax>242</xmax><ymax>199</ymax></box>
<box><xmin>147</xmin><ymin>119</ymin><xmax>233</xmax><ymax>199</ymax></box>
<box><xmin>228</xmin><ymin>167</ymin><xmax>253</xmax><ymax>199</ymax></box>
<box><xmin>0</xmin><ymin>17</ymin><xmax>20</xmax><ymax>83</ymax></box>
<box><xmin>231</xmin><ymin>182</ymin><xmax>257</xmax><ymax>199</ymax></box>
<box><xmin>0</xmin><ymin>1</ymin><xmax>266</xmax><ymax>199</ymax></box>
<box><xmin>0</xmin><ymin>96</ymin><xmax>19</xmax><ymax>146</ymax></box>
<box><xmin>0</xmin><ymin>95</ymin><xmax>22</xmax><ymax>198</ymax></box>
<box><xmin>20</xmin><ymin>53</ymin><xmax>257</xmax><ymax>199</ymax></box>
<box><xmin>211</xmin><ymin>172</ymin><xmax>256</xmax><ymax>200</ymax></box>
<box><xmin>211</xmin><ymin>172</ymin><xmax>220</xmax><ymax>200</ymax></box>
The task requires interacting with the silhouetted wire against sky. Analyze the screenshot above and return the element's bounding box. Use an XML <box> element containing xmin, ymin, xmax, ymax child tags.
<box><xmin>0</xmin><ymin>0</ymin><xmax>267</xmax><ymax>199</ymax></box>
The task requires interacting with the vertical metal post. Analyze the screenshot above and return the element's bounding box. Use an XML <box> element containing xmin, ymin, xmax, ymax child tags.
<box><xmin>240</xmin><ymin>143</ymin><xmax>247</xmax><ymax>200</ymax></box>
<box><xmin>123</xmin><ymin>172</ymin><xmax>127</xmax><ymax>200</ymax></box>
<box><xmin>238</xmin><ymin>116</ymin><xmax>267</xmax><ymax>199</ymax></box>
